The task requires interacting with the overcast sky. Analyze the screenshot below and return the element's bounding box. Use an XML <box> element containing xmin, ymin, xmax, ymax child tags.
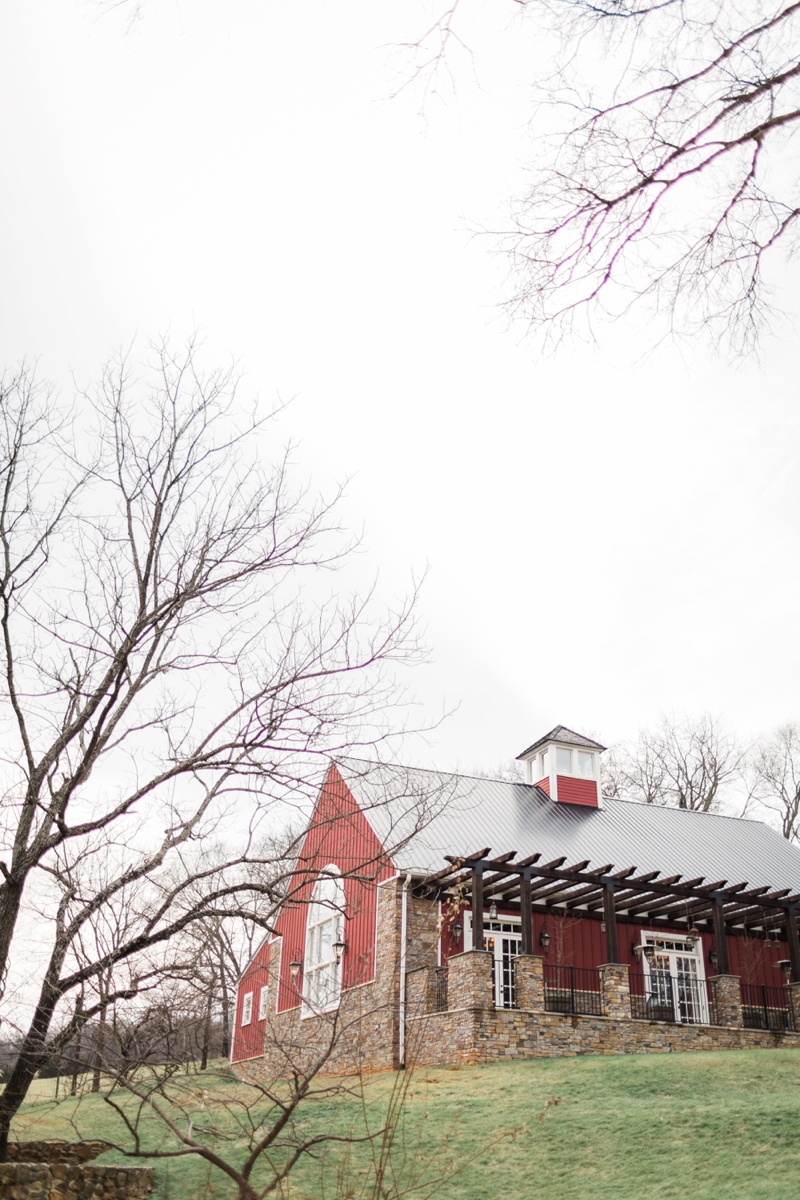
<box><xmin>3</xmin><ymin>1</ymin><xmax>800</xmax><ymax>774</ymax></box>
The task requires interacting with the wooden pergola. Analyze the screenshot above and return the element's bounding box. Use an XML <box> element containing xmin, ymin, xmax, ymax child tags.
<box><xmin>415</xmin><ymin>849</ymin><xmax>800</xmax><ymax>981</ymax></box>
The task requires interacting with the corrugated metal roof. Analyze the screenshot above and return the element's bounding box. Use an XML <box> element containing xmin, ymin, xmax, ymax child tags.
<box><xmin>336</xmin><ymin>758</ymin><xmax>800</xmax><ymax>893</ymax></box>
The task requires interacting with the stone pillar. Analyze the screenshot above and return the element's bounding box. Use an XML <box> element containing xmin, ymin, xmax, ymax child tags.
<box><xmin>786</xmin><ymin>981</ymin><xmax>800</xmax><ymax>1032</ymax></box>
<box><xmin>599</xmin><ymin>962</ymin><xmax>631</xmax><ymax>1019</ymax></box>
<box><xmin>708</xmin><ymin>974</ymin><xmax>743</xmax><ymax>1027</ymax></box>
<box><xmin>446</xmin><ymin>949</ymin><xmax>494</xmax><ymax>1010</ymax></box>
<box><xmin>514</xmin><ymin>954</ymin><xmax>545</xmax><ymax>1010</ymax></box>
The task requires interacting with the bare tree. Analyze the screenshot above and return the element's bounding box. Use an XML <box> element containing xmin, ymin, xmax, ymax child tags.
<box><xmin>751</xmin><ymin>723</ymin><xmax>800</xmax><ymax>841</ymax></box>
<box><xmin>603</xmin><ymin>713</ymin><xmax>746</xmax><ymax>812</ymax></box>
<box><xmin>498</xmin><ymin>0</ymin><xmax>800</xmax><ymax>351</ymax></box>
<box><xmin>0</xmin><ymin>343</ymin><xmax>438</xmax><ymax>1156</ymax></box>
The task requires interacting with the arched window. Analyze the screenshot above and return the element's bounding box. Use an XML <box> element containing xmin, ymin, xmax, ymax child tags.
<box><xmin>303</xmin><ymin>866</ymin><xmax>346</xmax><ymax>1014</ymax></box>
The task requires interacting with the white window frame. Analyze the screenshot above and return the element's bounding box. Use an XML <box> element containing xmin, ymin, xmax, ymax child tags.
<box><xmin>258</xmin><ymin>985</ymin><xmax>269</xmax><ymax>1021</ymax></box>
<box><xmin>241</xmin><ymin>991</ymin><xmax>253</xmax><ymax>1026</ymax></box>
<box><xmin>301</xmin><ymin>864</ymin><xmax>346</xmax><ymax>1018</ymax></box>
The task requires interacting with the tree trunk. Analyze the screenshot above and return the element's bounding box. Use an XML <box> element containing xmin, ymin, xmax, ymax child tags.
<box><xmin>219</xmin><ymin>956</ymin><xmax>230</xmax><ymax>1059</ymax></box>
<box><xmin>70</xmin><ymin>1029</ymin><xmax>82</xmax><ymax>1097</ymax></box>
<box><xmin>200</xmin><ymin>975</ymin><xmax>215</xmax><ymax>1071</ymax></box>
<box><xmin>91</xmin><ymin>999</ymin><xmax>108</xmax><ymax>1094</ymax></box>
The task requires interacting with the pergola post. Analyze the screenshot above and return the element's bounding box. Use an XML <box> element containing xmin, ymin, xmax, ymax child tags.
<box><xmin>520</xmin><ymin>870</ymin><xmax>533</xmax><ymax>955</ymax></box>
<box><xmin>602</xmin><ymin>881</ymin><xmax>620</xmax><ymax>964</ymax></box>
<box><xmin>711</xmin><ymin>896</ymin><xmax>730</xmax><ymax>975</ymax></box>
<box><xmin>471</xmin><ymin>865</ymin><xmax>484</xmax><ymax>951</ymax></box>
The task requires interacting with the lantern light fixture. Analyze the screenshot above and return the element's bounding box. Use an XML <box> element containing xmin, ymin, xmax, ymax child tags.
<box><xmin>709</xmin><ymin>947</ymin><xmax>718</xmax><ymax>969</ymax></box>
<box><xmin>632</xmin><ymin>943</ymin><xmax>644</xmax><ymax>963</ymax></box>
<box><xmin>489</xmin><ymin>902</ymin><xmax>498</xmax><ymax>920</ymax></box>
<box><xmin>642</xmin><ymin>944</ymin><xmax>656</xmax><ymax>965</ymax></box>
<box><xmin>333</xmin><ymin>935</ymin><xmax>347</xmax><ymax>964</ymax></box>
<box><xmin>775</xmin><ymin>959</ymin><xmax>792</xmax><ymax>982</ymax></box>
<box><xmin>539</xmin><ymin>928</ymin><xmax>551</xmax><ymax>953</ymax></box>
<box><xmin>452</xmin><ymin>920</ymin><xmax>463</xmax><ymax>945</ymax></box>
<box><xmin>289</xmin><ymin>953</ymin><xmax>302</xmax><ymax>982</ymax></box>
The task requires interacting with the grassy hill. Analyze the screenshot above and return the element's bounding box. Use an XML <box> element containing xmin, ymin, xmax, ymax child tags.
<box><xmin>10</xmin><ymin>1048</ymin><xmax>800</xmax><ymax>1200</ymax></box>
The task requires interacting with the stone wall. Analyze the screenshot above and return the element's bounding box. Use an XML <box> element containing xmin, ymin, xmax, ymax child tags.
<box><xmin>6</xmin><ymin>1141</ymin><xmax>110</xmax><ymax>1163</ymax></box>
<box><xmin>0</xmin><ymin>1162</ymin><xmax>154</xmax><ymax>1199</ymax></box>
<box><xmin>406</xmin><ymin>1004</ymin><xmax>800</xmax><ymax>1067</ymax></box>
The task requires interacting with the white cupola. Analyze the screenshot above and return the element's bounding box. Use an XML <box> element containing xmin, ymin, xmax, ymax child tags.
<box><xmin>516</xmin><ymin>725</ymin><xmax>606</xmax><ymax>808</ymax></box>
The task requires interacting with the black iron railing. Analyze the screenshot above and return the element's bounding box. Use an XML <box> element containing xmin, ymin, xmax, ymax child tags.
<box><xmin>629</xmin><ymin>970</ymin><xmax>712</xmax><ymax>1025</ymax></box>
<box><xmin>740</xmin><ymin>983</ymin><xmax>789</xmax><ymax>1031</ymax></box>
<box><xmin>431</xmin><ymin>967</ymin><xmax>448</xmax><ymax>1013</ymax></box>
<box><xmin>543</xmin><ymin>964</ymin><xmax>602</xmax><ymax>1016</ymax></box>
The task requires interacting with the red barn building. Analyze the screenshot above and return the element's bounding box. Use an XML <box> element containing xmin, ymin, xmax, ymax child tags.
<box><xmin>231</xmin><ymin>727</ymin><xmax>800</xmax><ymax>1073</ymax></box>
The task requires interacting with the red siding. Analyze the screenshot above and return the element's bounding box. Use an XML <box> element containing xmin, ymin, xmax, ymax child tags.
<box><xmin>272</xmin><ymin>763</ymin><xmax>395</xmax><ymax>1012</ymax></box>
<box><xmin>555</xmin><ymin>775</ymin><xmax>598</xmax><ymax>807</ymax></box>
<box><xmin>535</xmin><ymin>777</ymin><xmax>550</xmax><ymax>796</ymax></box>
<box><xmin>231</xmin><ymin>939</ymin><xmax>272</xmax><ymax>1063</ymax></box>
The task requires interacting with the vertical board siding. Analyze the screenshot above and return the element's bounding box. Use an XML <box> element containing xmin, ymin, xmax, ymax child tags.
<box><xmin>274</xmin><ymin>763</ymin><xmax>395</xmax><ymax>1012</ymax></box>
<box><xmin>555</xmin><ymin>776</ymin><xmax>599</xmax><ymax>807</ymax></box>
<box><xmin>231</xmin><ymin>940</ymin><xmax>272</xmax><ymax>1063</ymax></box>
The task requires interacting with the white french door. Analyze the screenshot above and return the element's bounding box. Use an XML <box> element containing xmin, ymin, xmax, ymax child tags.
<box><xmin>642</xmin><ymin>933</ymin><xmax>708</xmax><ymax>1024</ymax></box>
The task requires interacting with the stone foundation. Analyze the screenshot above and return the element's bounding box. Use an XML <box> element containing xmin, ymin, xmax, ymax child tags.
<box><xmin>406</xmin><ymin>1004</ymin><xmax>800</xmax><ymax>1066</ymax></box>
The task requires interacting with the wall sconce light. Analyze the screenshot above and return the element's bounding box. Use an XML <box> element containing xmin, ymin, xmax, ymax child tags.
<box><xmin>489</xmin><ymin>902</ymin><xmax>498</xmax><ymax>920</ymax></box>
<box><xmin>452</xmin><ymin>920</ymin><xmax>463</xmax><ymax>945</ymax></box>
<box><xmin>765</xmin><ymin>933</ymin><xmax>772</xmax><ymax>948</ymax></box>
<box><xmin>600</xmin><ymin>921</ymin><xmax>606</xmax><ymax>933</ymax></box>
<box><xmin>289</xmin><ymin>953</ymin><xmax>302</xmax><ymax>982</ymax></box>
<box><xmin>539</xmin><ymin>928</ymin><xmax>551</xmax><ymax>953</ymax></box>
<box><xmin>775</xmin><ymin>959</ymin><xmax>792</xmax><ymax>982</ymax></box>
<box><xmin>333</xmin><ymin>936</ymin><xmax>347</xmax><ymax>964</ymax></box>
<box><xmin>708</xmin><ymin>948</ymin><xmax>718</xmax><ymax>969</ymax></box>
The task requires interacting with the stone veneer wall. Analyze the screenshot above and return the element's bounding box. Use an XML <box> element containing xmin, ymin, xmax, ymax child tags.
<box><xmin>599</xmin><ymin>963</ymin><xmax>631</xmax><ymax>1019</ymax></box>
<box><xmin>406</xmin><ymin>1005</ymin><xmax>800</xmax><ymax>1067</ymax></box>
<box><xmin>0</xmin><ymin>1163</ymin><xmax>154</xmax><ymax>1199</ymax></box>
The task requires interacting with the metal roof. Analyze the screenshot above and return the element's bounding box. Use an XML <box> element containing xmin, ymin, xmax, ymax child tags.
<box><xmin>336</xmin><ymin>759</ymin><xmax>800</xmax><ymax>895</ymax></box>
<box><xmin>516</xmin><ymin>725</ymin><xmax>607</xmax><ymax>758</ymax></box>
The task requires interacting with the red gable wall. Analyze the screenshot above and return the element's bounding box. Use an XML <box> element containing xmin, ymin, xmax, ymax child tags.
<box><xmin>231</xmin><ymin>763</ymin><xmax>393</xmax><ymax>1061</ymax></box>
<box><xmin>273</xmin><ymin>764</ymin><xmax>395</xmax><ymax>1018</ymax></box>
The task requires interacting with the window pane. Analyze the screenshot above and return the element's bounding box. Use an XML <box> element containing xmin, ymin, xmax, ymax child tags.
<box><xmin>557</xmin><ymin>747</ymin><xmax>572</xmax><ymax>773</ymax></box>
<box><xmin>578</xmin><ymin>752</ymin><xmax>593</xmax><ymax>778</ymax></box>
<box><xmin>539</xmin><ymin>752</ymin><xmax>548</xmax><ymax>779</ymax></box>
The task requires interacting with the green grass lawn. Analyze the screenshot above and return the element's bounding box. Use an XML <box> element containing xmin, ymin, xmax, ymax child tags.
<box><xmin>10</xmin><ymin>1048</ymin><xmax>800</xmax><ymax>1200</ymax></box>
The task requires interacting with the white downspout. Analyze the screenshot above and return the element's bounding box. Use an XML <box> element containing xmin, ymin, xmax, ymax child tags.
<box><xmin>398</xmin><ymin>874</ymin><xmax>411</xmax><ymax>1069</ymax></box>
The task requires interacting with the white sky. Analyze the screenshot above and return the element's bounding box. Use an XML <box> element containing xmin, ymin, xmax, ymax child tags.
<box><xmin>2</xmin><ymin>1</ymin><xmax>800</xmax><ymax>774</ymax></box>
